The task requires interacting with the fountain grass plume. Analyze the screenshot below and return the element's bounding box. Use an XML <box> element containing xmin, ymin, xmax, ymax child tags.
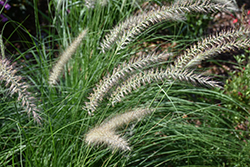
<box><xmin>174</xmin><ymin>0</ymin><xmax>239</xmax><ymax>11</ymax></box>
<box><xmin>49</xmin><ymin>29</ymin><xmax>88</xmax><ymax>86</ymax></box>
<box><xmin>109</xmin><ymin>68</ymin><xmax>221</xmax><ymax>106</ymax></box>
<box><xmin>101</xmin><ymin>0</ymin><xmax>234</xmax><ymax>53</ymax></box>
<box><xmin>85</xmin><ymin>108</ymin><xmax>152</xmax><ymax>151</ymax></box>
<box><xmin>84</xmin><ymin>52</ymin><xmax>172</xmax><ymax>114</ymax></box>
<box><xmin>0</xmin><ymin>58</ymin><xmax>42</xmax><ymax>124</ymax></box>
<box><xmin>175</xmin><ymin>27</ymin><xmax>250</xmax><ymax>70</ymax></box>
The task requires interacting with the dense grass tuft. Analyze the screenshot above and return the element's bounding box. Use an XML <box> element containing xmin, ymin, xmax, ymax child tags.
<box><xmin>1</xmin><ymin>0</ymin><xmax>250</xmax><ymax>166</ymax></box>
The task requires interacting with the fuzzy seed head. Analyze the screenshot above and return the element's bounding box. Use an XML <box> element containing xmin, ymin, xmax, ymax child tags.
<box><xmin>85</xmin><ymin>108</ymin><xmax>152</xmax><ymax>151</ymax></box>
<box><xmin>49</xmin><ymin>29</ymin><xmax>88</xmax><ymax>86</ymax></box>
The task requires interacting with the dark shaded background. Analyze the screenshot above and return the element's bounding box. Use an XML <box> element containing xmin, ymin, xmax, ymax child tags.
<box><xmin>0</xmin><ymin>0</ymin><xmax>49</xmax><ymax>57</ymax></box>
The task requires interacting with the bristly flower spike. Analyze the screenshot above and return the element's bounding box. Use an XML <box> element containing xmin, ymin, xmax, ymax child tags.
<box><xmin>0</xmin><ymin>58</ymin><xmax>42</xmax><ymax>124</ymax></box>
<box><xmin>85</xmin><ymin>108</ymin><xmax>152</xmax><ymax>151</ymax></box>
<box><xmin>101</xmin><ymin>0</ymin><xmax>236</xmax><ymax>53</ymax></box>
<box><xmin>84</xmin><ymin>52</ymin><xmax>172</xmax><ymax>114</ymax></box>
<box><xmin>49</xmin><ymin>29</ymin><xmax>88</xmax><ymax>86</ymax></box>
<box><xmin>109</xmin><ymin>67</ymin><xmax>221</xmax><ymax>106</ymax></box>
<box><xmin>175</xmin><ymin>27</ymin><xmax>250</xmax><ymax>70</ymax></box>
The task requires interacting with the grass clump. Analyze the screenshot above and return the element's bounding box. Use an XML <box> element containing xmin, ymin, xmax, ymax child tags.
<box><xmin>1</xmin><ymin>0</ymin><xmax>250</xmax><ymax>166</ymax></box>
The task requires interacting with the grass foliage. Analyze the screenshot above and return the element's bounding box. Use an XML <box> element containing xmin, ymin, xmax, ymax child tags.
<box><xmin>1</xmin><ymin>0</ymin><xmax>250</xmax><ymax>166</ymax></box>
